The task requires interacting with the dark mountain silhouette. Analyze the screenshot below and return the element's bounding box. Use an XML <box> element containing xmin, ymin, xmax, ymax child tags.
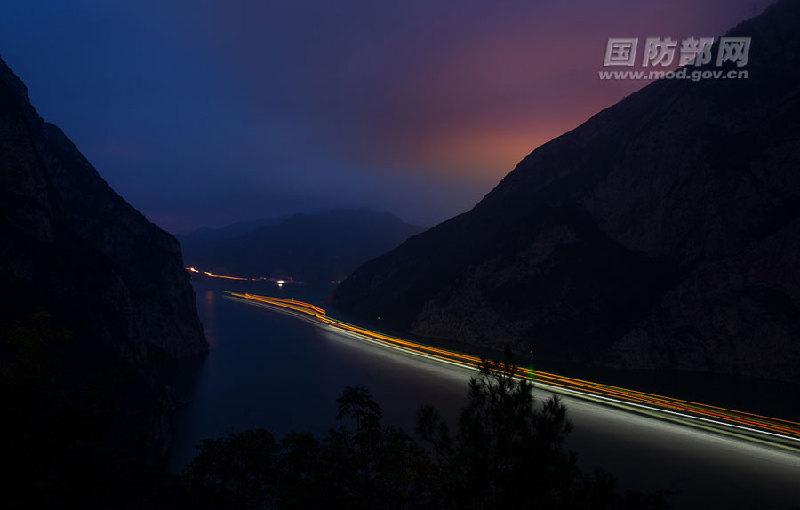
<box><xmin>180</xmin><ymin>217</ymin><xmax>281</xmax><ymax>244</ymax></box>
<box><xmin>0</xmin><ymin>56</ymin><xmax>206</xmax><ymax>505</ymax></box>
<box><xmin>180</xmin><ymin>209</ymin><xmax>423</xmax><ymax>282</ymax></box>
<box><xmin>333</xmin><ymin>0</ymin><xmax>800</xmax><ymax>383</ymax></box>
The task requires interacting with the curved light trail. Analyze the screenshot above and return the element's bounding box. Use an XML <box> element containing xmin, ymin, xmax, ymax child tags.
<box><xmin>227</xmin><ymin>291</ymin><xmax>800</xmax><ymax>451</ymax></box>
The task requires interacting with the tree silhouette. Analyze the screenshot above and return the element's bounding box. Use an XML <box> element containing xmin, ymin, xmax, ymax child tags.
<box><xmin>178</xmin><ymin>356</ymin><xmax>666</xmax><ymax>509</ymax></box>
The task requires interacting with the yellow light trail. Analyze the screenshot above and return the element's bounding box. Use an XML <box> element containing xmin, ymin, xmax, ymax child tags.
<box><xmin>202</xmin><ymin>271</ymin><xmax>250</xmax><ymax>281</ymax></box>
<box><xmin>187</xmin><ymin>267</ymin><xmax>253</xmax><ymax>281</ymax></box>
<box><xmin>228</xmin><ymin>292</ymin><xmax>800</xmax><ymax>449</ymax></box>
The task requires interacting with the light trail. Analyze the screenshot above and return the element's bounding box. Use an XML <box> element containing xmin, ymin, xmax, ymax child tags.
<box><xmin>186</xmin><ymin>267</ymin><xmax>253</xmax><ymax>281</ymax></box>
<box><xmin>228</xmin><ymin>292</ymin><xmax>800</xmax><ymax>450</ymax></box>
<box><xmin>202</xmin><ymin>271</ymin><xmax>250</xmax><ymax>281</ymax></box>
<box><xmin>187</xmin><ymin>267</ymin><xmax>291</xmax><ymax>285</ymax></box>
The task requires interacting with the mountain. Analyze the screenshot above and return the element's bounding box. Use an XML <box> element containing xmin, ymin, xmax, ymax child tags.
<box><xmin>180</xmin><ymin>209</ymin><xmax>423</xmax><ymax>282</ymax></box>
<box><xmin>0</xmin><ymin>57</ymin><xmax>206</xmax><ymax>505</ymax></box>
<box><xmin>333</xmin><ymin>0</ymin><xmax>800</xmax><ymax>383</ymax></box>
<box><xmin>180</xmin><ymin>216</ymin><xmax>281</xmax><ymax>244</ymax></box>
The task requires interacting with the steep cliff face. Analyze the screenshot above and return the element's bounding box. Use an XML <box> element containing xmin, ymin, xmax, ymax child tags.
<box><xmin>333</xmin><ymin>0</ymin><xmax>800</xmax><ymax>383</ymax></box>
<box><xmin>0</xmin><ymin>57</ymin><xmax>206</xmax><ymax>361</ymax></box>
<box><xmin>0</xmin><ymin>57</ymin><xmax>206</xmax><ymax>504</ymax></box>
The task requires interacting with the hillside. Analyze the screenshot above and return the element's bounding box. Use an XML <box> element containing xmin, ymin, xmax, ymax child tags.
<box><xmin>0</xmin><ymin>56</ymin><xmax>206</xmax><ymax>505</ymax></box>
<box><xmin>332</xmin><ymin>0</ymin><xmax>800</xmax><ymax>383</ymax></box>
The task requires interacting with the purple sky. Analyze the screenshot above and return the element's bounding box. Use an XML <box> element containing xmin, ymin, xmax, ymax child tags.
<box><xmin>0</xmin><ymin>0</ymin><xmax>765</xmax><ymax>232</ymax></box>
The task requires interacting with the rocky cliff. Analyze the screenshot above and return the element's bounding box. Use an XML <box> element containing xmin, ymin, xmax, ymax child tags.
<box><xmin>333</xmin><ymin>0</ymin><xmax>800</xmax><ymax>383</ymax></box>
<box><xmin>0</xmin><ymin>56</ymin><xmax>206</xmax><ymax>504</ymax></box>
<box><xmin>0</xmin><ymin>59</ymin><xmax>206</xmax><ymax>360</ymax></box>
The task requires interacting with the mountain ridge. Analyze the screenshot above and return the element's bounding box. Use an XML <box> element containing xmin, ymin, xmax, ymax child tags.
<box><xmin>332</xmin><ymin>0</ymin><xmax>800</xmax><ymax>383</ymax></box>
<box><xmin>181</xmin><ymin>208</ymin><xmax>423</xmax><ymax>282</ymax></box>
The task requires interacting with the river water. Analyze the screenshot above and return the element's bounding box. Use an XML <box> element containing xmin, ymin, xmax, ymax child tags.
<box><xmin>169</xmin><ymin>279</ymin><xmax>800</xmax><ymax>509</ymax></box>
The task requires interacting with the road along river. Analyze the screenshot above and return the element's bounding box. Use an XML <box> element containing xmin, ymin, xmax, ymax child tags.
<box><xmin>170</xmin><ymin>281</ymin><xmax>800</xmax><ymax>509</ymax></box>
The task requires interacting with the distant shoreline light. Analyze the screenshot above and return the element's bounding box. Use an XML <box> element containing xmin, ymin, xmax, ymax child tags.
<box><xmin>186</xmin><ymin>267</ymin><xmax>295</xmax><ymax>286</ymax></box>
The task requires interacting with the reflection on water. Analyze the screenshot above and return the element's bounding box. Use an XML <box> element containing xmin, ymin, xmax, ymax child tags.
<box><xmin>168</xmin><ymin>279</ymin><xmax>800</xmax><ymax>509</ymax></box>
<box><xmin>202</xmin><ymin>289</ymin><xmax>217</xmax><ymax>348</ymax></box>
<box><xmin>169</xmin><ymin>279</ymin><xmax>468</xmax><ymax>471</ymax></box>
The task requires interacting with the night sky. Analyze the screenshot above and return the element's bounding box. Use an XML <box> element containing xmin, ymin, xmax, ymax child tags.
<box><xmin>1</xmin><ymin>0</ymin><xmax>763</xmax><ymax>232</ymax></box>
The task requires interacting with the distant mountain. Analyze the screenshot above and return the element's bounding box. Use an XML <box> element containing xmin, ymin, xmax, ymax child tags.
<box><xmin>181</xmin><ymin>216</ymin><xmax>281</xmax><ymax>243</ymax></box>
<box><xmin>333</xmin><ymin>0</ymin><xmax>800</xmax><ymax>383</ymax></box>
<box><xmin>180</xmin><ymin>209</ymin><xmax>423</xmax><ymax>282</ymax></box>
<box><xmin>0</xmin><ymin>57</ymin><xmax>206</xmax><ymax>505</ymax></box>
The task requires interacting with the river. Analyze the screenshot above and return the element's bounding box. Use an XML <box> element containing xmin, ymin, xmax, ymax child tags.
<box><xmin>169</xmin><ymin>279</ymin><xmax>800</xmax><ymax>509</ymax></box>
